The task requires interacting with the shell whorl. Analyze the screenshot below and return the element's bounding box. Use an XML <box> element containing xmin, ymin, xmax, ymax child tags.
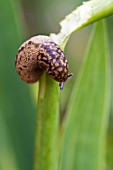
<box><xmin>15</xmin><ymin>35</ymin><xmax>72</xmax><ymax>89</ymax></box>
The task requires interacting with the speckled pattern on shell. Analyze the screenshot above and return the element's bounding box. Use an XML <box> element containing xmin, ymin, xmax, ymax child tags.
<box><xmin>15</xmin><ymin>35</ymin><xmax>69</xmax><ymax>83</ymax></box>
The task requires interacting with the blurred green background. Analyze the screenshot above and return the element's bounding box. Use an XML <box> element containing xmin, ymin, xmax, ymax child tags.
<box><xmin>0</xmin><ymin>0</ymin><xmax>113</xmax><ymax>170</ymax></box>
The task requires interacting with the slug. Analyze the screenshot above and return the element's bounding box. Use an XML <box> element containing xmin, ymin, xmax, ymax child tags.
<box><xmin>15</xmin><ymin>35</ymin><xmax>72</xmax><ymax>90</ymax></box>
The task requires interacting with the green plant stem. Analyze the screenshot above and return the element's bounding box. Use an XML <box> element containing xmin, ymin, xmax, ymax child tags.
<box><xmin>34</xmin><ymin>73</ymin><xmax>60</xmax><ymax>170</ymax></box>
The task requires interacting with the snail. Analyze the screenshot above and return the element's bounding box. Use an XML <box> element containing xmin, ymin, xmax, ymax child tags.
<box><xmin>15</xmin><ymin>35</ymin><xmax>72</xmax><ymax>90</ymax></box>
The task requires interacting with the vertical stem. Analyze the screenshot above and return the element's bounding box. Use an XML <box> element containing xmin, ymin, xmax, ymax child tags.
<box><xmin>34</xmin><ymin>73</ymin><xmax>60</xmax><ymax>170</ymax></box>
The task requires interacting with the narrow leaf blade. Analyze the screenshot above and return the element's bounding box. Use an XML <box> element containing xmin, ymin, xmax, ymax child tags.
<box><xmin>61</xmin><ymin>20</ymin><xmax>110</xmax><ymax>170</ymax></box>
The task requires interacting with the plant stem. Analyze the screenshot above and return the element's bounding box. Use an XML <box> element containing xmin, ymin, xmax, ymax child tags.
<box><xmin>34</xmin><ymin>73</ymin><xmax>60</xmax><ymax>170</ymax></box>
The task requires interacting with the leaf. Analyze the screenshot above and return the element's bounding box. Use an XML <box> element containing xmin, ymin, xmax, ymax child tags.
<box><xmin>60</xmin><ymin>20</ymin><xmax>111</xmax><ymax>170</ymax></box>
<box><xmin>0</xmin><ymin>0</ymin><xmax>36</xmax><ymax>170</ymax></box>
<box><xmin>51</xmin><ymin>0</ymin><xmax>113</xmax><ymax>49</ymax></box>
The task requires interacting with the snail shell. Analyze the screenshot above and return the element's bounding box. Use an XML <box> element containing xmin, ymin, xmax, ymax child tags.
<box><xmin>15</xmin><ymin>35</ymin><xmax>72</xmax><ymax>90</ymax></box>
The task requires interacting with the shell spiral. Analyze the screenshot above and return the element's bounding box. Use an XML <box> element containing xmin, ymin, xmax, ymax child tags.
<box><xmin>15</xmin><ymin>35</ymin><xmax>72</xmax><ymax>89</ymax></box>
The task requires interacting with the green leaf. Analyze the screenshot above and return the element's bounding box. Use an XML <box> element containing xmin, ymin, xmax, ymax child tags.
<box><xmin>60</xmin><ymin>20</ymin><xmax>110</xmax><ymax>170</ymax></box>
<box><xmin>0</xmin><ymin>0</ymin><xmax>35</xmax><ymax>170</ymax></box>
<box><xmin>51</xmin><ymin>0</ymin><xmax>113</xmax><ymax>49</ymax></box>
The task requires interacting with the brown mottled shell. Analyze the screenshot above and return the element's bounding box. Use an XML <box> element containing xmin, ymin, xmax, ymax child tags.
<box><xmin>15</xmin><ymin>35</ymin><xmax>69</xmax><ymax>83</ymax></box>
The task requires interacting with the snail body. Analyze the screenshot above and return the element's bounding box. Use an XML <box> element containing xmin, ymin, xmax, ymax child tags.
<box><xmin>15</xmin><ymin>35</ymin><xmax>72</xmax><ymax>90</ymax></box>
